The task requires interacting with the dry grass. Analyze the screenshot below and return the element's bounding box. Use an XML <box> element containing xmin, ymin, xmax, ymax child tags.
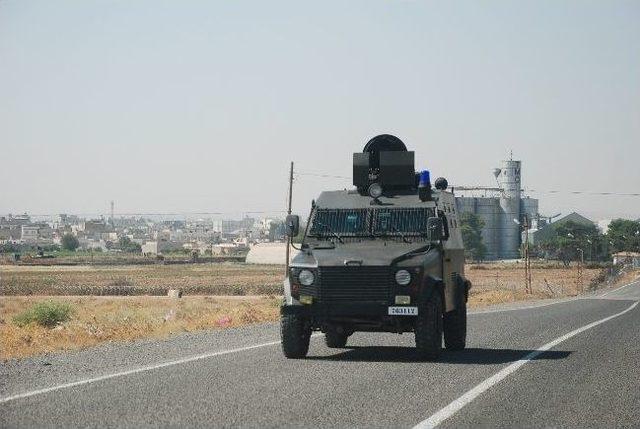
<box><xmin>608</xmin><ymin>269</ymin><xmax>640</xmax><ymax>288</ymax></box>
<box><xmin>466</xmin><ymin>263</ymin><xmax>603</xmax><ymax>296</ymax></box>
<box><xmin>0</xmin><ymin>263</ymin><xmax>282</xmax><ymax>296</ymax></box>
<box><xmin>2</xmin><ymin>261</ymin><xmax>635</xmax><ymax>360</ymax></box>
<box><xmin>465</xmin><ymin>263</ymin><xmax>639</xmax><ymax>308</ymax></box>
<box><xmin>0</xmin><ymin>296</ymin><xmax>280</xmax><ymax>360</ymax></box>
<box><xmin>468</xmin><ymin>289</ymin><xmax>553</xmax><ymax>308</ymax></box>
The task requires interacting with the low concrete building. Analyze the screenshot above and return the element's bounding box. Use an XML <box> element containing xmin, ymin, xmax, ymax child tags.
<box><xmin>141</xmin><ymin>240</ymin><xmax>182</xmax><ymax>255</ymax></box>
<box><xmin>245</xmin><ymin>242</ymin><xmax>299</xmax><ymax>265</ymax></box>
<box><xmin>21</xmin><ymin>226</ymin><xmax>39</xmax><ymax>243</ymax></box>
<box><xmin>612</xmin><ymin>252</ymin><xmax>640</xmax><ymax>268</ymax></box>
<box><xmin>80</xmin><ymin>239</ymin><xmax>109</xmax><ymax>252</ymax></box>
<box><xmin>101</xmin><ymin>232</ymin><xmax>119</xmax><ymax>242</ymax></box>
<box><xmin>80</xmin><ymin>220</ymin><xmax>108</xmax><ymax>239</ymax></box>
<box><xmin>1</xmin><ymin>226</ymin><xmax>21</xmax><ymax>241</ymax></box>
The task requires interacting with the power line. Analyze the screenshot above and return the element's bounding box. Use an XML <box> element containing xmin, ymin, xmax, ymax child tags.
<box><xmin>294</xmin><ymin>171</ymin><xmax>351</xmax><ymax>180</ymax></box>
<box><xmin>4</xmin><ymin>210</ymin><xmax>288</xmax><ymax>218</ymax></box>
<box><xmin>296</xmin><ymin>171</ymin><xmax>640</xmax><ymax>197</ymax></box>
<box><xmin>524</xmin><ymin>189</ymin><xmax>640</xmax><ymax>197</ymax></box>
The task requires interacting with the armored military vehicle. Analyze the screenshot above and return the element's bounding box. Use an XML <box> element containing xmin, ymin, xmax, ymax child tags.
<box><xmin>281</xmin><ymin>135</ymin><xmax>470</xmax><ymax>360</ymax></box>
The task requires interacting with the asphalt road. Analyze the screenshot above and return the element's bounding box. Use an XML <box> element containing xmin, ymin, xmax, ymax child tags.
<box><xmin>1</xmin><ymin>280</ymin><xmax>639</xmax><ymax>428</ymax></box>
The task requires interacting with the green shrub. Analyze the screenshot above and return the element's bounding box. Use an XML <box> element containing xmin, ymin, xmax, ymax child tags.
<box><xmin>61</xmin><ymin>234</ymin><xmax>80</xmax><ymax>251</ymax></box>
<box><xmin>13</xmin><ymin>301</ymin><xmax>74</xmax><ymax>328</ymax></box>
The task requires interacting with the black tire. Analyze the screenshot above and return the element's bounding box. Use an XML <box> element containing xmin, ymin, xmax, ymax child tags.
<box><xmin>280</xmin><ymin>314</ymin><xmax>311</xmax><ymax>359</ymax></box>
<box><xmin>443</xmin><ymin>302</ymin><xmax>467</xmax><ymax>351</ymax></box>
<box><xmin>415</xmin><ymin>290</ymin><xmax>443</xmax><ymax>361</ymax></box>
<box><xmin>324</xmin><ymin>331</ymin><xmax>348</xmax><ymax>348</ymax></box>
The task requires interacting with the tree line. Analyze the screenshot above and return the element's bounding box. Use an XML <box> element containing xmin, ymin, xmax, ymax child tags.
<box><xmin>459</xmin><ymin>213</ymin><xmax>639</xmax><ymax>263</ymax></box>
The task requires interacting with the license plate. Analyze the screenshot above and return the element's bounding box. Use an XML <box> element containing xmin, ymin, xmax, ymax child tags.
<box><xmin>388</xmin><ymin>306</ymin><xmax>418</xmax><ymax>316</ymax></box>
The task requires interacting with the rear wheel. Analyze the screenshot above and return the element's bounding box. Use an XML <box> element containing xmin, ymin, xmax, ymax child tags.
<box><xmin>280</xmin><ymin>314</ymin><xmax>311</xmax><ymax>358</ymax></box>
<box><xmin>443</xmin><ymin>302</ymin><xmax>467</xmax><ymax>350</ymax></box>
<box><xmin>415</xmin><ymin>290</ymin><xmax>443</xmax><ymax>361</ymax></box>
<box><xmin>324</xmin><ymin>331</ymin><xmax>348</xmax><ymax>348</ymax></box>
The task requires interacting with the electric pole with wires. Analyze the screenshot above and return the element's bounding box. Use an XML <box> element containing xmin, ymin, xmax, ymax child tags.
<box><xmin>576</xmin><ymin>247</ymin><xmax>584</xmax><ymax>293</ymax></box>
<box><xmin>523</xmin><ymin>216</ymin><xmax>532</xmax><ymax>294</ymax></box>
<box><xmin>285</xmin><ymin>162</ymin><xmax>294</xmax><ymax>275</ymax></box>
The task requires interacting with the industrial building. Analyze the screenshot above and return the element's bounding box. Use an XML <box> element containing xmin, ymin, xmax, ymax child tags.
<box><xmin>455</xmin><ymin>159</ymin><xmax>539</xmax><ymax>260</ymax></box>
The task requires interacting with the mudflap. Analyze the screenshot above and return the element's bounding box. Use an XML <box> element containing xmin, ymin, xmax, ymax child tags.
<box><xmin>417</xmin><ymin>276</ymin><xmax>445</xmax><ymax>308</ymax></box>
<box><xmin>281</xmin><ymin>304</ymin><xmax>310</xmax><ymax>317</ymax></box>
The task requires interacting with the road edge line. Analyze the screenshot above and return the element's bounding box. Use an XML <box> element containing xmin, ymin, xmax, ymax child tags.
<box><xmin>468</xmin><ymin>298</ymin><xmax>573</xmax><ymax>315</ymax></box>
<box><xmin>601</xmin><ymin>278</ymin><xmax>640</xmax><ymax>297</ymax></box>
<box><xmin>0</xmin><ymin>333</ymin><xmax>320</xmax><ymax>404</ymax></box>
<box><xmin>413</xmin><ymin>300</ymin><xmax>639</xmax><ymax>429</ymax></box>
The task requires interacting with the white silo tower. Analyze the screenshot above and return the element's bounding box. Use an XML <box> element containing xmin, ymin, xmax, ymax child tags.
<box><xmin>497</xmin><ymin>159</ymin><xmax>522</xmax><ymax>259</ymax></box>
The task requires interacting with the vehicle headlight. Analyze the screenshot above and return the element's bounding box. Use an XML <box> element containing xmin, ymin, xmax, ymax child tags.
<box><xmin>395</xmin><ymin>269</ymin><xmax>411</xmax><ymax>286</ymax></box>
<box><xmin>368</xmin><ymin>182</ymin><xmax>383</xmax><ymax>198</ymax></box>
<box><xmin>298</xmin><ymin>269</ymin><xmax>315</xmax><ymax>286</ymax></box>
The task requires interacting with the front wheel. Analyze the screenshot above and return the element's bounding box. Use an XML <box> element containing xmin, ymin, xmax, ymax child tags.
<box><xmin>280</xmin><ymin>314</ymin><xmax>311</xmax><ymax>359</ymax></box>
<box><xmin>415</xmin><ymin>290</ymin><xmax>443</xmax><ymax>361</ymax></box>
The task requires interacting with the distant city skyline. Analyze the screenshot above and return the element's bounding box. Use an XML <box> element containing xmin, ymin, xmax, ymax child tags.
<box><xmin>1</xmin><ymin>1</ymin><xmax>639</xmax><ymax>220</ymax></box>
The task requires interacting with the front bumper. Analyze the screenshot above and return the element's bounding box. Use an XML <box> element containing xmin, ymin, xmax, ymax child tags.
<box><xmin>281</xmin><ymin>302</ymin><xmax>396</xmax><ymax>318</ymax></box>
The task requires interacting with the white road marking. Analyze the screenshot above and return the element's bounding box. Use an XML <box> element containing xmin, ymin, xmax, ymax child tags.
<box><xmin>3</xmin><ymin>282</ymin><xmax>638</xmax><ymax>407</ymax></box>
<box><xmin>601</xmin><ymin>279</ymin><xmax>640</xmax><ymax>297</ymax></box>
<box><xmin>468</xmin><ymin>298</ymin><xmax>574</xmax><ymax>315</ymax></box>
<box><xmin>470</xmin><ymin>278</ymin><xmax>639</xmax><ymax>314</ymax></box>
<box><xmin>0</xmin><ymin>334</ymin><xmax>322</xmax><ymax>404</ymax></box>
<box><xmin>414</xmin><ymin>300</ymin><xmax>639</xmax><ymax>429</ymax></box>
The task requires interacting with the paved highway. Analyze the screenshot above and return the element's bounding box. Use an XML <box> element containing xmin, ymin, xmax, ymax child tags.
<box><xmin>2</xmin><ymin>280</ymin><xmax>639</xmax><ymax>428</ymax></box>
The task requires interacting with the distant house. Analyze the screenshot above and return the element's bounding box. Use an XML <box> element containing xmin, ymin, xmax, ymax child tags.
<box><xmin>246</xmin><ymin>242</ymin><xmax>299</xmax><ymax>265</ymax></box>
<box><xmin>612</xmin><ymin>252</ymin><xmax>640</xmax><ymax>268</ymax></box>
<box><xmin>530</xmin><ymin>212</ymin><xmax>596</xmax><ymax>245</ymax></box>
<box><xmin>0</xmin><ymin>227</ymin><xmax>21</xmax><ymax>242</ymax></box>
<box><xmin>141</xmin><ymin>240</ymin><xmax>182</xmax><ymax>255</ymax></box>
<box><xmin>21</xmin><ymin>226</ymin><xmax>40</xmax><ymax>243</ymax></box>
<box><xmin>78</xmin><ymin>238</ymin><xmax>108</xmax><ymax>252</ymax></box>
<box><xmin>80</xmin><ymin>220</ymin><xmax>108</xmax><ymax>240</ymax></box>
<box><xmin>0</xmin><ymin>214</ymin><xmax>31</xmax><ymax>228</ymax></box>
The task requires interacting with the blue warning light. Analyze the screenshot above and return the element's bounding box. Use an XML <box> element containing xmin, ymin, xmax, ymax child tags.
<box><xmin>419</xmin><ymin>170</ymin><xmax>430</xmax><ymax>187</ymax></box>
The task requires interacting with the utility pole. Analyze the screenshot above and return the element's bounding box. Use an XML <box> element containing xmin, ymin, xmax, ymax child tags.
<box><xmin>285</xmin><ymin>162</ymin><xmax>294</xmax><ymax>276</ymax></box>
<box><xmin>523</xmin><ymin>216</ymin><xmax>532</xmax><ymax>294</ymax></box>
<box><xmin>576</xmin><ymin>248</ymin><xmax>584</xmax><ymax>293</ymax></box>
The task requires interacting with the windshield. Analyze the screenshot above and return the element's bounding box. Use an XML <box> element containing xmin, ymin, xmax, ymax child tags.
<box><xmin>308</xmin><ymin>207</ymin><xmax>435</xmax><ymax>239</ymax></box>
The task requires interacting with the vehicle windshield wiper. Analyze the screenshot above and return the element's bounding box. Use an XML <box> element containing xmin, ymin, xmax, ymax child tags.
<box><xmin>389</xmin><ymin>225</ymin><xmax>412</xmax><ymax>244</ymax></box>
<box><xmin>314</xmin><ymin>221</ymin><xmax>344</xmax><ymax>244</ymax></box>
<box><xmin>373</xmin><ymin>225</ymin><xmax>412</xmax><ymax>243</ymax></box>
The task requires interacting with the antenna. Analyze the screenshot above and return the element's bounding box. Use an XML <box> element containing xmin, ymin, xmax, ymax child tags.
<box><xmin>110</xmin><ymin>200</ymin><xmax>114</xmax><ymax>226</ymax></box>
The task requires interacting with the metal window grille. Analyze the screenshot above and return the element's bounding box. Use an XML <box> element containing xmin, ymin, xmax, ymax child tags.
<box><xmin>372</xmin><ymin>207</ymin><xmax>434</xmax><ymax>236</ymax></box>
<box><xmin>308</xmin><ymin>208</ymin><xmax>370</xmax><ymax>237</ymax></box>
<box><xmin>309</xmin><ymin>207</ymin><xmax>434</xmax><ymax>239</ymax></box>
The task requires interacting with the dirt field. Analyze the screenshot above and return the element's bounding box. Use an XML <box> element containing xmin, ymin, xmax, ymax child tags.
<box><xmin>0</xmin><ymin>263</ymin><xmax>283</xmax><ymax>296</ymax></box>
<box><xmin>0</xmin><ymin>262</ymin><xmax>607</xmax><ymax>298</ymax></box>
<box><xmin>468</xmin><ymin>263</ymin><xmax>602</xmax><ymax>292</ymax></box>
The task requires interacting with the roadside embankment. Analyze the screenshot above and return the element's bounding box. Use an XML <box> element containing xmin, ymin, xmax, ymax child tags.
<box><xmin>0</xmin><ymin>296</ymin><xmax>280</xmax><ymax>360</ymax></box>
<box><xmin>1</xmin><ymin>261</ymin><xmax>635</xmax><ymax>360</ymax></box>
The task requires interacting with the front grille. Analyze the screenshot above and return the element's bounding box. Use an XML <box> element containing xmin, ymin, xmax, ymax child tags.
<box><xmin>318</xmin><ymin>266</ymin><xmax>392</xmax><ymax>303</ymax></box>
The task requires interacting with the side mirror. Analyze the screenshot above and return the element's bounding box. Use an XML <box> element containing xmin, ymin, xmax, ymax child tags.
<box><xmin>285</xmin><ymin>214</ymin><xmax>300</xmax><ymax>237</ymax></box>
<box><xmin>427</xmin><ymin>217</ymin><xmax>445</xmax><ymax>241</ymax></box>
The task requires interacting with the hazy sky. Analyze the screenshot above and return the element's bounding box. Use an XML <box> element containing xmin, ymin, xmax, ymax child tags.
<box><xmin>1</xmin><ymin>0</ymin><xmax>639</xmax><ymax>221</ymax></box>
